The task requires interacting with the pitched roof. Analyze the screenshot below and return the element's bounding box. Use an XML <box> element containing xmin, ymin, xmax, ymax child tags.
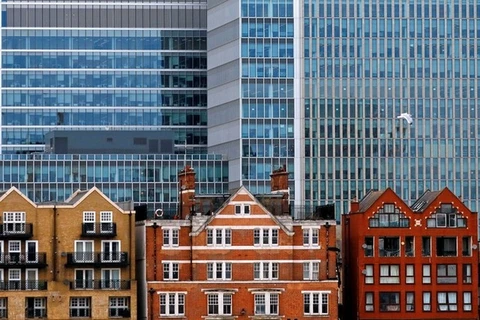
<box><xmin>411</xmin><ymin>189</ymin><xmax>442</xmax><ymax>212</ymax></box>
<box><xmin>358</xmin><ymin>190</ymin><xmax>384</xmax><ymax>212</ymax></box>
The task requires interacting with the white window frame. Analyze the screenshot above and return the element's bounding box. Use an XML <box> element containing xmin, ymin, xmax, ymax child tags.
<box><xmin>253</xmin><ymin>228</ymin><xmax>278</xmax><ymax>246</ymax></box>
<box><xmin>70</xmin><ymin>297</ymin><xmax>91</xmax><ymax>318</ymax></box>
<box><xmin>234</xmin><ymin>204</ymin><xmax>250</xmax><ymax>215</ymax></box>
<box><xmin>303</xmin><ymin>261</ymin><xmax>320</xmax><ymax>280</ymax></box>
<box><xmin>25</xmin><ymin>240</ymin><xmax>38</xmax><ymax>263</ymax></box>
<box><xmin>74</xmin><ymin>240</ymin><xmax>94</xmax><ymax>263</ymax></box>
<box><xmin>8</xmin><ymin>269</ymin><xmax>20</xmax><ymax>290</ymax></box>
<box><xmin>303</xmin><ymin>291</ymin><xmax>329</xmax><ymax>316</ymax></box>
<box><xmin>100</xmin><ymin>211</ymin><xmax>113</xmax><ymax>233</ymax></box>
<box><xmin>254</xmin><ymin>292</ymin><xmax>279</xmax><ymax>315</ymax></box>
<box><xmin>207</xmin><ymin>292</ymin><xmax>232</xmax><ymax>316</ymax></box>
<box><xmin>163</xmin><ymin>228</ymin><xmax>179</xmax><ymax>247</ymax></box>
<box><xmin>101</xmin><ymin>240</ymin><xmax>121</xmax><ymax>262</ymax></box>
<box><xmin>303</xmin><ymin>228</ymin><xmax>319</xmax><ymax>246</ymax></box>
<box><xmin>206</xmin><ymin>228</ymin><xmax>231</xmax><ymax>246</ymax></box>
<box><xmin>25</xmin><ymin>268</ymin><xmax>38</xmax><ymax>290</ymax></box>
<box><xmin>163</xmin><ymin>262</ymin><xmax>179</xmax><ymax>280</ymax></box>
<box><xmin>109</xmin><ymin>297</ymin><xmax>130</xmax><ymax>318</ymax></box>
<box><xmin>83</xmin><ymin>211</ymin><xmax>96</xmax><ymax>234</ymax></box>
<box><xmin>3</xmin><ymin>212</ymin><xmax>25</xmax><ymax>234</ymax></box>
<box><xmin>7</xmin><ymin>241</ymin><xmax>21</xmax><ymax>264</ymax></box>
<box><xmin>74</xmin><ymin>269</ymin><xmax>94</xmax><ymax>289</ymax></box>
<box><xmin>0</xmin><ymin>241</ymin><xmax>3</xmax><ymax>263</ymax></box>
<box><xmin>27</xmin><ymin>297</ymin><xmax>46</xmax><ymax>318</ymax></box>
<box><xmin>101</xmin><ymin>268</ymin><xmax>121</xmax><ymax>289</ymax></box>
<box><xmin>159</xmin><ymin>292</ymin><xmax>185</xmax><ymax>316</ymax></box>
<box><xmin>406</xmin><ymin>264</ymin><xmax>414</xmax><ymax>284</ymax></box>
<box><xmin>254</xmin><ymin>262</ymin><xmax>279</xmax><ymax>280</ymax></box>
<box><xmin>0</xmin><ymin>297</ymin><xmax>6</xmax><ymax>318</ymax></box>
<box><xmin>207</xmin><ymin>262</ymin><xmax>232</xmax><ymax>280</ymax></box>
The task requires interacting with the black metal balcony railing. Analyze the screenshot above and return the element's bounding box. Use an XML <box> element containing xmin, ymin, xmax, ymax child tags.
<box><xmin>69</xmin><ymin>280</ymin><xmax>131</xmax><ymax>290</ymax></box>
<box><xmin>26</xmin><ymin>309</ymin><xmax>47</xmax><ymax>319</ymax></box>
<box><xmin>0</xmin><ymin>223</ymin><xmax>33</xmax><ymax>239</ymax></box>
<box><xmin>65</xmin><ymin>252</ymin><xmax>129</xmax><ymax>267</ymax></box>
<box><xmin>0</xmin><ymin>253</ymin><xmax>47</xmax><ymax>268</ymax></box>
<box><xmin>82</xmin><ymin>223</ymin><xmax>117</xmax><ymax>237</ymax></box>
<box><xmin>0</xmin><ymin>280</ymin><xmax>47</xmax><ymax>291</ymax></box>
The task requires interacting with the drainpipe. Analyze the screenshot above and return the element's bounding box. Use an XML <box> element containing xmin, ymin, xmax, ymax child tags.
<box><xmin>152</xmin><ymin>222</ymin><xmax>158</xmax><ymax>281</ymax></box>
<box><xmin>52</xmin><ymin>204</ymin><xmax>57</xmax><ymax>281</ymax></box>
<box><xmin>324</xmin><ymin>221</ymin><xmax>330</xmax><ymax>279</ymax></box>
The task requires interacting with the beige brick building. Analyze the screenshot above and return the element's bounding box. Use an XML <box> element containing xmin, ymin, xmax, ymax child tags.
<box><xmin>0</xmin><ymin>186</ymin><xmax>136</xmax><ymax>319</ymax></box>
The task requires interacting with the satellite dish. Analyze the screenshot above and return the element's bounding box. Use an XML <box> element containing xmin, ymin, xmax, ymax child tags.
<box><xmin>397</xmin><ymin>113</ymin><xmax>413</xmax><ymax>125</ymax></box>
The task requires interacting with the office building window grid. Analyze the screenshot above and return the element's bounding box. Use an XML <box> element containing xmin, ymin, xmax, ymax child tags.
<box><xmin>303</xmin><ymin>0</ymin><xmax>480</xmax><ymax>215</ymax></box>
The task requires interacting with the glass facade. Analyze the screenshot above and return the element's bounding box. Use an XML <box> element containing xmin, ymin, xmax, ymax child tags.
<box><xmin>303</xmin><ymin>0</ymin><xmax>480</xmax><ymax>214</ymax></box>
<box><xmin>0</xmin><ymin>1</ymin><xmax>208</xmax><ymax>154</ymax></box>
<box><xmin>0</xmin><ymin>153</ymin><xmax>228</xmax><ymax>216</ymax></box>
<box><xmin>240</xmin><ymin>0</ymin><xmax>296</xmax><ymax>193</ymax></box>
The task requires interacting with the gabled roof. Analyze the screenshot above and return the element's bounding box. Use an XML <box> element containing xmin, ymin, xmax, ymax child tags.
<box><xmin>0</xmin><ymin>186</ymin><xmax>37</xmax><ymax>207</ymax></box>
<box><xmin>191</xmin><ymin>186</ymin><xmax>294</xmax><ymax>236</ymax></box>
<box><xmin>358</xmin><ymin>190</ymin><xmax>384</xmax><ymax>212</ymax></box>
<box><xmin>411</xmin><ymin>189</ymin><xmax>442</xmax><ymax>212</ymax></box>
<box><xmin>60</xmin><ymin>187</ymin><xmax>133</xmax><ymax>213</ymax></box>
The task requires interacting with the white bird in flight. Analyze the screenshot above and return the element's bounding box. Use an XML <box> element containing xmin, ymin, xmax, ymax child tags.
<box><xmin>397</xmin><ymin>113</ymin><xmax>413</xmax><ymax>125</ymax></box>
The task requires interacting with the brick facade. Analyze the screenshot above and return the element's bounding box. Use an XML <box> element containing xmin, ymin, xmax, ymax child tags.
<box><xmin>343</xmin><ymin>187</ymin><xmax>478</xmax><ymax>320</ymax></box>
<box><xmin>0</xmin><ymin>187</ymin><xmax>137</xmax><ymax>319</ymax></box>
<box><xmin>142</xmin><ymin>167</ymin><xmax>339</xmax><ymax>319</ymax></box>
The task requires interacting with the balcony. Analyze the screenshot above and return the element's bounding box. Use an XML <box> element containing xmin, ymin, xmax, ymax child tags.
<box><xmin>0</xmin><ymin>253</ymin><xmax>47</xmax><ymax>268</ymax></box>
<box><xmin>68</xmin><ymin>280</ymin><xmax>131</xmax><ymax>290</ymax></box>
<box><xmin>0</xmin><ymin>223</ymin><xmax>33</xmax><ymax>239</ymax></box>
<box><xmin>81</xmin><ymin>223</ymin><xmax>117</xmax><ymax>237</ymax></box>
<box><xmin>65</xmin><ymin>252</ymin><xmax>129</xmax><ymax>267</ymax></box>
<box><xmin>0</xmin><ymin>280</ymin><xmax>47</xmax><ymax>290</ymax></box>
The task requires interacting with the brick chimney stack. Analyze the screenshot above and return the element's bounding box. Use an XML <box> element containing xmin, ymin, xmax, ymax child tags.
<box><xmin>178</xmin><ymin>165</ymin><xmax>195</xmax><ymax>219</ymax></box>
<box><xmin>350</xmin><ymin>196</ymin><xmax>359</xmax><ymax>213</ymax></box>
<box><xmin>270</xmin><ymin>165</ymin><xmax>289</xmax><ymax>214</ymax></box>
<box><xmin>270</xmin><ymin>164</ymin><xmax>289</xmax><ymax>193</ymax></box>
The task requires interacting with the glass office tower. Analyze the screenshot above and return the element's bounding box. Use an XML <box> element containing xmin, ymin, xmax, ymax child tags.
<box><xmin>209</xmin><ymin>0</ymin><xmax>480</xmax><ymax>216</ymax></box>
<box><xmin>207</xmin><ymin>0</ymin><xmax>298</xmax><ymax>195</ymax></box>
<box><xmin>303</xmin><ymin>0</ymin><xmax>480</xmax><ymax>214</ymax></box>
<box><xmin>0</xmin><ymin>0</ymin><xmax>208</xmax><ymax>154</ymax></box>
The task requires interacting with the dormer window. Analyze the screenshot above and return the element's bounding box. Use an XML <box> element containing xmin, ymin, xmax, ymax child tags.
<box><xmin>427</xmin><ymin>204</ymin><xmax>466</xmax><ymax>228</ymax></box>
<box><xmin>235</xmin><ymin>204</ymin><xmax>250</xmax><ymax>215</ymax></box>
<box><xmin>368</xmin><ymin>204</ymin><xmax>409</xmax><ymax>228</ymax></box>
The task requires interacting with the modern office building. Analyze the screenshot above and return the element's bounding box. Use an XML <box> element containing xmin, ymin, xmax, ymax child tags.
<box><xmin>2</xmin><ymin>0</ymin><xmax>480</xmax><ymax>217</ymax></box>
<box><xmin>0</xmin><ymin>0</ymin><xmax>208</xmax><ymax>155</ymax></box>
<box><xmin>207</xmin><ymin>0</ymin><xmax>480</xmax><ymax>216</ymax></box>
<box><xmin>0</xmin><ymin>131</ymin><xmax>228</xmax><ymax>216</ymax></box>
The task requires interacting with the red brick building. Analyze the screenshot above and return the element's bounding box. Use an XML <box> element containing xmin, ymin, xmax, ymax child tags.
<box><xmin>342</xmin><ymin>187</ymin><xmax>478</xmax><ymax>319</ymax></box>
<box><xmin>139</xmin><ymin>166</ymin><xmax>339</xmax><ymax>319</ymax></box>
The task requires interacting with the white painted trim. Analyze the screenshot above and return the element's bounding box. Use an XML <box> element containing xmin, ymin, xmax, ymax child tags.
<box><xmin>301</xmin><ymin>290</ymin><xmax>332</xmax><ymax>294</ymax></box>
<box><xmin>156</xmin><ymin>291</ymin><xmax>188</xmax><ymax>295</ymax></box>
<box><xmin>213</xmin><ymin>214</ymin><xmax>273</xmax><ymax>219</ymax></box>
<box><xmin>147</xmin><ymin>280</ymin><xmax>337</xmax><ymax>285</ymax></box>
<box><xmin>161</xmin><ymin>245</ymin><xmax>322</xmax><ymax>251</ymax></box>
<box><xmin>161</xmin><ymin>260</ymin><xmax>322</xmax><ymax>264</ymax></box>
